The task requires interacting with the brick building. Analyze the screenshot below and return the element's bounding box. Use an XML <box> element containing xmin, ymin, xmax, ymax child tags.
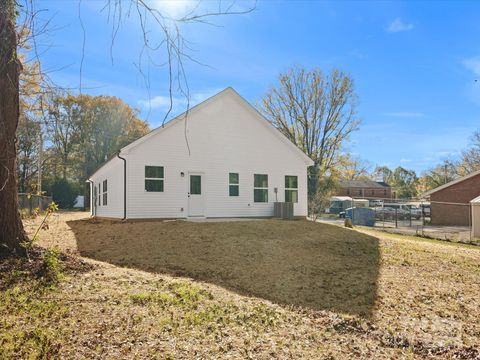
<box><xmin>336</xmin><ymin>179</ymin><xmax>394</xmax><ymax>199</ymax></box>
<box><xmin>423</xmin><ymin>170</ymin><xmax>480</xmax><ymax>226</ymax></box>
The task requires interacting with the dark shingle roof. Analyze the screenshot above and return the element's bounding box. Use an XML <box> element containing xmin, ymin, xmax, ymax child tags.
<box><xmin>338</xmin><ymin>179</ymin><xmax>391</xmax><ymax>189</ymax></box>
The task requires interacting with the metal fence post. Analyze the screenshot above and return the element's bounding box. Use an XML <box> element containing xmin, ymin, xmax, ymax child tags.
<box><xmin>395</xmin><ymin>208</ymin><xmax>398</xmax><ymax>228</ymax></box>
<box><xmin>382</xmin><ymin>202</ymin><xmax>385</xmax><ymax>228</ymax></box>
<box><xmin>409</xmin><ymin>207</ymin><xmax>412</xmax><ymax>227</ymax></box>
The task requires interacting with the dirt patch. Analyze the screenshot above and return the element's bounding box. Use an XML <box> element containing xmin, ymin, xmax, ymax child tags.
<box><xmin>67</xmin><ymin>217</ymin><xmax>380</xmax><ymax>317</ymax></box>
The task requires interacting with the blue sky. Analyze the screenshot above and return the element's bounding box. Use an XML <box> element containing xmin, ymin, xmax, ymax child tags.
<box><xmin>34</xmin><ymin>0</ymin><xmax>480</xmax><ymax>174</ymax></box>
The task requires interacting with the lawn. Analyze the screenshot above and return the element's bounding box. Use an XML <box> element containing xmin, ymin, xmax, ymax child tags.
<box><xmin>1</xmin><ymin>212</ymin><xmax>479</xmax><ymax>359</ymax></box>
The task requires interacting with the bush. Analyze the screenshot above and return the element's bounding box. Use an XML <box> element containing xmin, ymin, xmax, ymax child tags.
<box><xmin>42</xmin><ymin>248</ymin><xmax>64</xmax><ymax>284</ymax></box>
<box><xmin>50</xmin><ymin>179</ymin><xmax>77</xmax><ymax>209</ymax></box>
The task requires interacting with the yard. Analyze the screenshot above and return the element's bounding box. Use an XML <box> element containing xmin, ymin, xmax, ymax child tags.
<box><xmin>1</xmin><ymin>212</ymin><xmax>480</xmax><ymax>359</ymax></box>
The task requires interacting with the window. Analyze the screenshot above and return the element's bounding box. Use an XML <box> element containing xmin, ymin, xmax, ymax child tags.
<box><xmin>229</xmin><ymin>173</ymin><xmax>239</xmax><ymax>196</ymax></box>
<box><xmin>285</xmin><ymin>175</ymin><xmax>298</xmax><ymax>203</ymax></box>
<box><xmin>190</xmin><ymin>175</ymin><xmax>201</xmax><ymax>195</ymax></box>
<box><xmin>371</xmin><ymin>190</ymin><xmax>374</xmax><ymax>196</ymax></box>
<box><xmin>254</xmin><ymin>174</ymin><xmax>268</xmax><ymax>202</ymax></box>
<box><xmin>98</xmin><ymin>183</ymin><xmax>101</xmax><ymax>206</ymax></box>
<box><xmin>347</xmin><ymin>189</ymin><xmax>350</xmax><ymax>195</ymax></box>
<box><xmin>145</xmin><ymin>166</ymin><xmax>164</xmax><ymax>192</ymax></box>
<box><xmin>102</xmin><ymin>179</ymin><xmax>108</xmax><ymax>206</ymax></box>
<box><xmin>93</xmin><ymin>186</ymin><xmax>97</xmax><ymax>206</ymax></box>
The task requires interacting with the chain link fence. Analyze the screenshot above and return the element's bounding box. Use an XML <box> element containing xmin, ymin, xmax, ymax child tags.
<box><xmin>18</xmin><ymin>193</ymin><xmax>53</xmax><ymax>216</ymax></box>
<box><xmin>329</xmin><ymin>197</ymin><xmax>476</xmax><ymax>245</ymax></box>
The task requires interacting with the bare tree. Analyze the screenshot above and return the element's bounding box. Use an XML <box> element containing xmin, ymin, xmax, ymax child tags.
<box><xmin>260</xmin><ymin>66</ymin><xmax>360</xmax><ymax>213</ymax></box>
<box><xmin>458</xmin><ymin>130</ymin><xmax>480</xmax><ymax>175</ymax></box>
<box><xmin>261</xmin><ymin>66</ymin><xmax>359</xmax><ymax>174</ymax></box>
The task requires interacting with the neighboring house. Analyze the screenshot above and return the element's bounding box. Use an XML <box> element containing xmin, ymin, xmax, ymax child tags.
<box><xmin>336</xmin><ymin>179</ymin><xmax>395</xmax><ymax>199</ymax></box>
<box><xmin>87</xmin><ymin>88</ymin><xmax>314</xmax><ymax>219</ymax></box>
<box><xmin>422</xmin><ymin>170</ymin><xmax>480</xmax><ymax>226</ymax></box>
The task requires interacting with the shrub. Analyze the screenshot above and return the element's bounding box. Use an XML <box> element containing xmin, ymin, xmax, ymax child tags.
<box><xmin>42</xmin><ymin>248</ymin><xmax>64</xmax><ymax>283</ymax></box>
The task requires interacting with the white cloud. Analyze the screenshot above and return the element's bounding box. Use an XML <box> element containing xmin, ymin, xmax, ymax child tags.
<box><xmin>400</xmin><ymin>158</ymin><xmax>411</xmax><ymax>163</ymax></box>
<box><xmin>138</xmin><ymin>88</ymin><xmax>223</xmax><ymax>112</ymax></box>
<box><xmin>383</xmin><ymin>112</ymin><xmax>426</xmax><ymax>118</ymax></box>
<box><xmin>463</xmin><ymin>57</ymin><xmax>480</xmax><ymax>77</ymax></box>
<box><xmin>387</xmin><ymin>18</ymin><xmax>414</xmax><ymax>33</ymax></box>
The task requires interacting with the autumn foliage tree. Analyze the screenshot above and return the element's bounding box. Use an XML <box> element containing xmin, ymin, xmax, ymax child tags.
<box><xmin>44</xmin><ymin>94</ymin><xmax>149</xmax><ymax>186</ymax></box>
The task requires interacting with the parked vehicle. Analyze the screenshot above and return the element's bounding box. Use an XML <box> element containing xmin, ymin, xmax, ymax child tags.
<box><xmin>369</xmin><ymin>199</ymin><xmax>383</xmax><ymax>207</ymax></box>
<box><xmin>409</xmin><ymin>206</ymin><xmax>422</xmax><ymax>220</ymax></box>
<box><xmin>374</xmin><ymin>207</ymin><xmax>396</xmax><ymax>220</ymax></box>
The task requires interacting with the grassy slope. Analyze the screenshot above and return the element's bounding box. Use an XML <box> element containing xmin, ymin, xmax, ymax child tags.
<box><xmin>1</xmin><ymin>212</ymin><xmax>479</xmax><ymax>359</ymax></box>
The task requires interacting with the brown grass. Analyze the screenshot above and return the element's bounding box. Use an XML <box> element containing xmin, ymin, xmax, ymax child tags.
<box><xmin>1</xmin><ymin>211</ymin><xmax>479</xmax><ymax>359</ymax></box>
<box><xmin>67</xmin><ymin>216</ymin><xmax>379</xmax><ymax>317</ymax></box>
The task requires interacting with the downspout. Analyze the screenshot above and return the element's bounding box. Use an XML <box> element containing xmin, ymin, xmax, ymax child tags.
<box><xmin>117</xmin><ymin>152</ymin><xmax>127</xmax><ymax>220</ymax></box>
<box><xmin>87</xmin><ymin>179</ymin><xmax>94</xmax><ymax>217</ymax></box>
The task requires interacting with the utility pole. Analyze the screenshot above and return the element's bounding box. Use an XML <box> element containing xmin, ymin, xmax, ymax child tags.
<box><xmin>37</xmin><ymin>132</ymin><xmax>42</xmax><ymax>195</ymax></box>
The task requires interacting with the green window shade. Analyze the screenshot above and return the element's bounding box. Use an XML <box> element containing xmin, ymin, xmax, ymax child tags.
<box><xmin>145</xmin><ymin>166</ymin><xmax>164</xmax><ymax>192</ymax></box>
<box><xmin>254</xmin><ymin>174</ymin><xmax>268</xmax><ymax>188</ymax></box>
<box><xmin>145</xmin><ymin>166</ymin><xmax>164</xmax><ymax>178</ymax></box>
<box><xmin>285</xmin><ymin>176</ymin><xmax>297</xmax><ymax>189</ymax></box>
<box><xmin>145</xmin><ymin>179</ymin><xmax>164</xmax><ymax>192</ymax></box>
<box><xmin>229</xmin><ymin>185</ymin><xmax>239</xmax><ymax>196</ymax></box>
<box><xmin>254</xmin><ymin>189</ymin><xmax>268</xmax><ymax>203</ymax></box>
<box><xmin>229</xmin><ymin>173</ymin><xmax>239</xmax><ymax>184</ymax></box>
<box><xmin>285</xmin><ymin>175</ymin><xmax>298</xmax><ymax>203</ymax></box>
<box><xmin>285</xmin><ymin>190</ymin><xmax>298</xmax><ymax>203</ymax></box>
<box><xmin>229</xmin><ymin>173</ymin><xmax>239</xmax><ymax>196</ymax></box>
<box><xmin>190</xmin><ymin>175</ymin><xmax>201</xmax><ymax>195</ymax></box>
<box><xmin>254</xmin><ymin>174</ymin><xmax>268</xmax><ymax>202</ymax></box>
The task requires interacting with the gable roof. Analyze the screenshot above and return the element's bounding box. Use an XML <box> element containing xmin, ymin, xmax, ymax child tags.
<box><xmin>122</xmin><ymin>87</ymin><xmax>313</xmax><ymax>165</ymax></box>
<box><xmin>88</xmin><ymin>87</ymin><xmax>313</xmax><ymax>179</ymax></box>
<box><xmin>422</xmin><ymin>169</ymin><xmax>480</xmax><ymax>198</ymax></box>
<box><xmin>338</xmin><ymin>179</ymin><xmax>391</xmax><ymax>189</ymax></box>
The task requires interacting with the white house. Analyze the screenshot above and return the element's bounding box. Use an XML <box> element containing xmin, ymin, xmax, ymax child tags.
<box><xmin>87</xmin><ymin>87</ymin><xmax>314</xmax><ymax>219</ymax></box>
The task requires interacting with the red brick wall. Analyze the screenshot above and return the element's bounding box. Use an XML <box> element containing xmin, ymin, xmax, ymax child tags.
<box><xmin>430</xmin><ymin>173</ymin><xmax>480</xmax><ymax>226</ymax></box>
<box><xmin>336</xmin><ymin>187</ymin><xmax>393</xmax><ymax>199</ymax></box>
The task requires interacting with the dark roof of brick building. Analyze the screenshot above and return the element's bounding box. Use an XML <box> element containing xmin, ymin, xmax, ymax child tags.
<box><xmin>338</xmin><ymin>179</ymin><xmax>391</xmax><ymax>189</ymax></box>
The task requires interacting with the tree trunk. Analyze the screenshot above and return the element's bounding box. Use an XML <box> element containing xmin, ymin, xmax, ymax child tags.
<box><xmin>0</xmin><ymin>0</ymin><xmax>28</xmax><ymax>255</ymax></box>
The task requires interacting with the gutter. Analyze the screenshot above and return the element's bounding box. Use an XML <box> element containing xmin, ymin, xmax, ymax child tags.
<box><xmin>86</xmin><ymin>179</ymin><xmax>95</xmax><ymax>217</ymax></box>
<box><xmin>117</xmin><ymin>152</ymin><xmax>127</xmax><ymax>220</ymax></box>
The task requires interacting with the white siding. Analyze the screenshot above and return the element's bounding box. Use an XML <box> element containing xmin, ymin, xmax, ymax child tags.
<box><xmin>123</xmin><ymin>89</ymin><xmax>310</xmax><ymax>219</ymax></box>
<box><xmin>90</xmin><ymin>157</ymin><xmax>124</xmax><ymax>218</ymax></box>
<box><xmin>89</xmin><ymin>88</ymin><xmax>312</xmax><ymax>219</ymax></box>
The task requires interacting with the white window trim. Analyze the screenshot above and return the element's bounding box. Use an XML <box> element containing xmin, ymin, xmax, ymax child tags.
<box><xmin>145</xmin><ymin>165</ymin><xmax>165</xmax><ymax>192</ymax></box>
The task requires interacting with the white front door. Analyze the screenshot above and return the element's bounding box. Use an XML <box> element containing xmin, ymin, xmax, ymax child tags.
<box><xmin>188</xmin><ymin>173</ymin><xmax>205</xmax><ymax>217</ymax></box>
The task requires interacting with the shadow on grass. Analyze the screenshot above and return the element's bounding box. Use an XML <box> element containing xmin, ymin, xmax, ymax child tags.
<box><xmin>68</xmin><ymin>219</ymin><xmax>380</xmax><ymax>317</ymax></box>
